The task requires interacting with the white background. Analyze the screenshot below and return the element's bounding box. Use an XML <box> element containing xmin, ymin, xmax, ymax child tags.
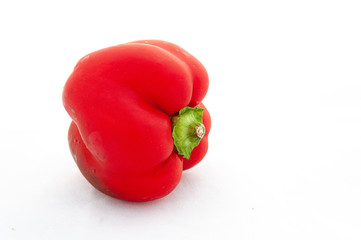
<box><xmin>1</xmin><ymin>0</ymin><xmax>361</xmax><ymax>239</ymax></box>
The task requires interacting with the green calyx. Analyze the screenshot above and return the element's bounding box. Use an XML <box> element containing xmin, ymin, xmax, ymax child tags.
<box><xmin>171</xmin><ymin>106</ymin><xmax>206</xmax><ymax>160</ymax></box>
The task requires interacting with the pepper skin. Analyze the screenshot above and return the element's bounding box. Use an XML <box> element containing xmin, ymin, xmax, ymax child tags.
<box><xmin>63</xmin><ymin>40</ymin><xmax>211</xmax><ymax>201</ymax></box>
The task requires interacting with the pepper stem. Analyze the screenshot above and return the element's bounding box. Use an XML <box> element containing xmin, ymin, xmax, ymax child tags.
<box><xmin>171</xmin><ymin>106</ymin><xmax>205</xmax><ymax>160</ymax></box>
<box><xmin>195</xmin><ymin>124</ymin><xmax>206</xmax><ymax>139</ymax></box>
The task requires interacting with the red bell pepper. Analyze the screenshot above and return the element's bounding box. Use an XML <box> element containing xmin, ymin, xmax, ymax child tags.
<box><xmin>63</xmin><ymin>40</ymin><xmax>211</xmax><ymax>201</ymax></box>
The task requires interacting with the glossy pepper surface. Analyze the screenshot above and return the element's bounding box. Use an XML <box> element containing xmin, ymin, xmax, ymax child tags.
<box><xmin>63</xmin><ymin>40</ymin><xmax>211</xmax><ymax>201</ymax></box>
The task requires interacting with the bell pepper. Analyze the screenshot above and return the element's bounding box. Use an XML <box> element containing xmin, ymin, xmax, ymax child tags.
<box><xmin>63</xmin><ymin>40</ymin><xmax>211</xmax><ymax>201</ymax></box>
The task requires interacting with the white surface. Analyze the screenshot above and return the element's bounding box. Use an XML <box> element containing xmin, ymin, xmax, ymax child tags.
<box><xmin>1</xmin><ymin>0</ymin><xmax>361</xmax><ymax>239</ymax></box>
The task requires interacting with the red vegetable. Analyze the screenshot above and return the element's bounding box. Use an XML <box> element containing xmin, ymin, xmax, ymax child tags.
<box><xmin>63</xmin><ymin>40</ymin><xmax>211</xmax><ymax>201</ymax></box>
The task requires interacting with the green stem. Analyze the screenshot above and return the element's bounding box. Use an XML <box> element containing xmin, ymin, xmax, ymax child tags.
<box><xmin>171</xmin><ymin>106</ymin><xmax>205</xmax><ymax>160</ymax></box>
